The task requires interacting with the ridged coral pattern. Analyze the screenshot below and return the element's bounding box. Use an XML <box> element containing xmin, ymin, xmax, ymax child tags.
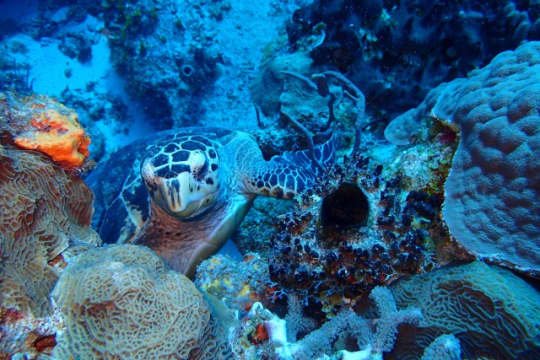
<box><xmin>391</xmin><ymin>261</ymin><xmax>540</xmax><ymax>359</ymax></box>
<box><xmin>51</xmin><ymin>245</ymin><xmax>231</xmax><ymax>360</ymax></box>
<box><xmin>0</xmin><ymin>146</ymin><xmax>97</xmax><ymax>319</ymax></box>
<box><xmin>0</xmin><ymin>139</ymin><xmax>99</xmax><ymax>357</ymax></box>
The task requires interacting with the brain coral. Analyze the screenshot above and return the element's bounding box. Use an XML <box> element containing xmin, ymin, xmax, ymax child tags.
<box><xmin>51</xmin><ymin>244</ymin><xmax>231</xmax><ymax>360</ymax></box>
<box><xmin>385</xmin><ymin>41</ymin><xmax>540</xmax><ymax>275</ymax></box>
<box><xmin>390</xmin><ymin>261</ymin><xmax>540</xmax><ymax>360</ymax></box>
<box><xmin>0</xmin><ymin>146</ymin><xmax>98</xmax><ymax>319</ymax></box>
<box><xmin>0</xmin><ymin>136</ymin><xmax>99</xmax><ymax>355</ymax></box>
<box><xmin>1</xmin><ymin>92</ymin><xmax>90</xmax><ymax>168</ymax></box>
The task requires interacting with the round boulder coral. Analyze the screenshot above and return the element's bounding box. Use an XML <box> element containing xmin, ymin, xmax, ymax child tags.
<box><xmin>51</xmin><ymin>244</ymin><xmax>230</xmax><ymax>360</ymax></box>
<box><xmin>385</xmin><ymin>42</ymin><xmax>540</xmax><ymax>276</ymax></box>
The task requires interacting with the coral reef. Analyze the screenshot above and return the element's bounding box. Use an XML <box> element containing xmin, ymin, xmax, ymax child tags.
<box><xmin>1</xmin><ymin>2</ymin><xmax>539</xmax><ymax>360</ymax></box>
<box><xmin>420</xmin><ymin>334</ymin><xmax>461</xmax><ymax>360</ymax></box>
<box><xmin>385</xmin><ymin>41</ymin><xmax>540</xmax><ymax>276</ymax></box>
<box><xmin>2</xmin><ymin>0</ymin><xmax>307</xmax><ymax>137</ymax></box>
<box><xmin>285</xmin><ymin>0</ymin><xmax>540</xmax><ymax>124</ymax></box>
<box><xmin>51</xmin><ymin>244</ymin><xmax>231</xmax><ymax>360</ymax></box>
<box><xmin>196</xmin><ymin>253</ymin><xmax>276</xmax><ymax>314</ymax></box>
<box><xmin>1</xmin><ymin>92</ymin><xmax>91</xmax><ymax>169</ymax></box>
<box><xmin>389</xmin><ymin>261</ymin><xmax>540</xmax><ymax>360</ymax></box>
<box><xmin>228</xmin><ymin>286</ymin><xmax>421</xmax><ymax>359</ymax></box>
<box><xmin>0</xmin><ymin>93</ymin><xmax>99</xmax><ymax>358</ymax></box>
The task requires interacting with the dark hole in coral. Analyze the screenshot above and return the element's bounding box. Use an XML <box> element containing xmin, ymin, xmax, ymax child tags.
<box><xmin>321</xmin><ymin>183</ymin><xmax>368</xmax><ymax>228</ymax></box>
<box><xmin>181</xmin><ymin>64</ymin><xmax>194</xmax><ymax>77</ymax></box>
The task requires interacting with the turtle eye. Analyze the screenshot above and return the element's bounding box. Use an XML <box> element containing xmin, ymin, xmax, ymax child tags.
<box><xmin>189</xmin><ymin>150</ymin><xmax>208</xmax><ymax>180</ymax></box>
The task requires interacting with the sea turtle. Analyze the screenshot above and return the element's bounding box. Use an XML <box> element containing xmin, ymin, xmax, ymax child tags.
<box><xmin>90</xmin><ymin>127</ymin><xmax>334</xmax><ymax>277</ymax></box>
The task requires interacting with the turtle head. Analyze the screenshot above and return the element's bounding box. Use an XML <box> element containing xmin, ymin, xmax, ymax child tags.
<box><xmin>141</xmin><ymin>143</ymin><xmax>220</xmax><ymax>219</ymax></box>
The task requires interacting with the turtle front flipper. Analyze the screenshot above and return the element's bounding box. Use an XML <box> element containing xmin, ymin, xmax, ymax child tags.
<box><xmin>242</xmin><ymin>135</ymin><xmax>336</xmax><ymax>200</ymax></box>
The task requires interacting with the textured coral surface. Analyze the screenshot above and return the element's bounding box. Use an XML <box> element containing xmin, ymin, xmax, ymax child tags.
<box><xmin>51</xmin><ymin>244</ymin><xmax>230</xmax><ymax>360</ymax></box>
<box><xmin>0</xmin><ymin>136</ymin><xmax>98</xmax><ymax>356</ymax></box>
<box><xmin>1</xmin><ymin>92</ymin><xmax>90</xmax><ymax>168</ymax></box>
<box><xmin>0</xmin><ymin>148</ymin><xmax>97</xmax><ymax>317</ymax></box>
<box><xmin>196</xmin><ymin>253</ymin><xmax>276</xmax><ymax>314</ymax></box>
<box><xmin>385</xmin><ymin>41</ymin><xmax>540</xmax><ymax>275</ymax></box>
<box><xmin>390</xmin><ymin>261</ymin><xmax>540</xmax><ymax>360</ymax></box>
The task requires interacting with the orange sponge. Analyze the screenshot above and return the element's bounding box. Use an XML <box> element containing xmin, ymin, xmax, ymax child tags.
<box><xmin>0</xmin><ymin>93</ymin><xmax>90</xmax><ymax>169</ymax></box>
<box><xmin>12</xmin><ymin>98</ymin><xmax>90</xmax><ymax>169</ymax></box>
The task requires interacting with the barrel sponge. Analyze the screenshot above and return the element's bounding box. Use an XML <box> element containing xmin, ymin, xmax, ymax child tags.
<box><xmin>391</xmin><ymin>261</ymin><xmax>540</xmax><ymax>359</ymax></box>
<box><xmin>51</xmin><ymin>244</ymin><xmax>231</xmax><ymax>360</ymax></box>
<box><xmin>385</xmin><ymin>41</ymin><xmax>540</xmax><ymax>275</ymax></box>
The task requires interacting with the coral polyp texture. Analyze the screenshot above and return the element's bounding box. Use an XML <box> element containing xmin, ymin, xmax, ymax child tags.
<box><xmin>385</xmin><ymin>41</ymin><xmax>540</xmax><ymax>276</ymax></box>
<box><xmin>389</xmin><ymin>261</ymin><xmax>540</xmax><ymax>360</ymax></box>
<box><xmin>51</xmin><ymin>244</ymin><xmax>231</xmax><ymax>360</ymax></box>
<box><xmin>196</xmin><ymin>253</ymin><xmax>275</xmax><ymax>313</ymax></box>
<box><xmin>1</xmin><ymin>92</ymin><xmax>91</xmax><ymax>169</ymax></box>
<box><xmin>0</xmin><ymin>146</ymin><xmax>98</xmax><ymax>314</ymax></box>
<box><xmin>0</xmin><ymin>96</ymin><xmax>99</xmax><ymax>357</ymax></box>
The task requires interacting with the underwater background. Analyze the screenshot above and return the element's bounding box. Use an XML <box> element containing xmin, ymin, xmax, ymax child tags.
<box><xmin>0</xmin><ymin>0</ymin><xmax>539</xmax><ymax>359</ymax></box>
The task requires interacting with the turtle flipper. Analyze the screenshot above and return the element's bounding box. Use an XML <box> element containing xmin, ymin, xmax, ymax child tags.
<box><xmin>243</xmin><ymin>135</ymin><xmax>336</xmax><ymax>199</ymax></box>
